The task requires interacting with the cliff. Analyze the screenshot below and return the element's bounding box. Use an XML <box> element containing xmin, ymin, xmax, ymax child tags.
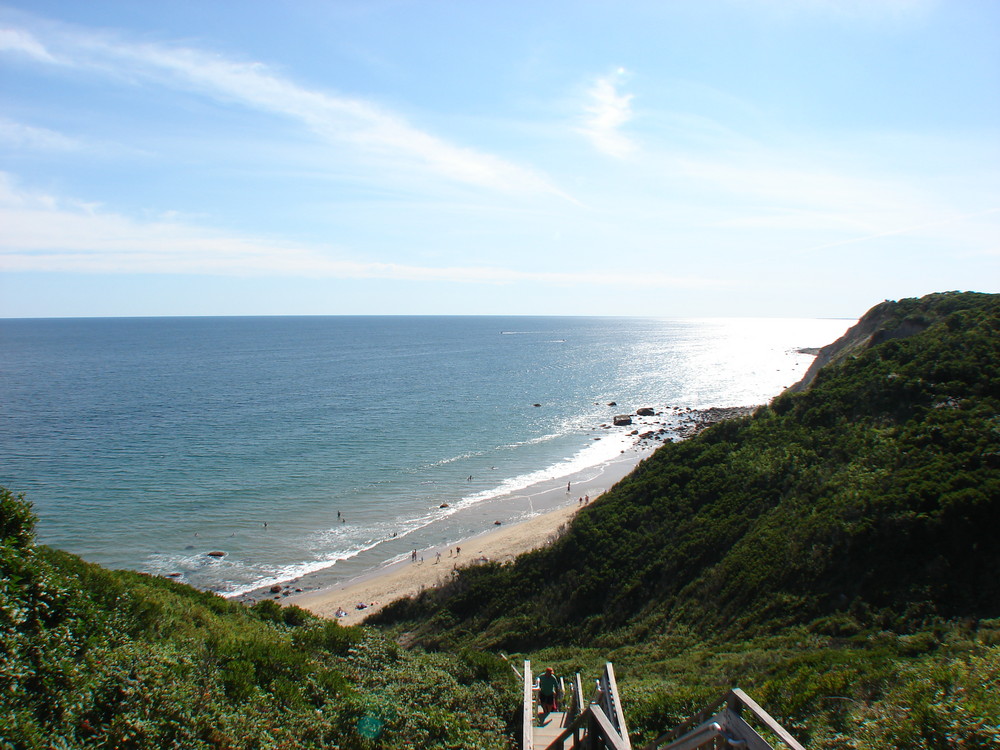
<box><xmin>787</xmin><ymin>291</ymin><xmax>971</xmax><ymax>393</ymax></box>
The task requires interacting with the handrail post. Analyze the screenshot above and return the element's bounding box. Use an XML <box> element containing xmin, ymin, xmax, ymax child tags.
<box><xmin>523</xmin><ymin>660</ymin><xmax>534</xmax><ymax>750</ymax></box>
<box><xmin>600</xmin><ymin>662</ymin><xmax>631</xmax><ymax>747</ymax></box>
<box><xmin>726</xmin><ymin>689</ymin><xmax>743</xmax><ymax>716</ymax></box>
<box><xmin>568</xmin><ymin>673</ymin><xmax>584</xmax><ymax>722</ymax></box>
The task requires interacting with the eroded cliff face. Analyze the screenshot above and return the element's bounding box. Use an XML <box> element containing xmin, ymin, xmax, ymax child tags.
<box><xmin>787</xmin><ymin>299</ymin><xmax>931</xmax><ymax>393</ymax></box>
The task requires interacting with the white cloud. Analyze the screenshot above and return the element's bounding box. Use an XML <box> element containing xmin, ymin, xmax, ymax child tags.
<box><xmin>799</xmin><ymin>207</ymin><xmax>1000</xmax><ymax>255</ymax></box>
<box><xmin>0</xmin><ymin>173</ymin><xmax>720</xmax><ymax>288</ymax></box>
<box><xmin>0</xmin><ymin>27</ymin><xmax>57</xmax><ymax>62</ymax></box>
<box><xmin>0</xmin><ymin>117</ymin><xmax>81</xmax><ymax>151</ymax></box>
<box><xmin>1</xmin><ymin>24</ymin><xmax>569</xmax><ymax>199</ymax></box>
<box><xmin>668</xmin><ymin>149</ymin><xmax>1000</xmax><ymax>260</ymax></box>
<box><xmin>578</xmin><ymin>68</ymin><xmax>636</xmax><ymax>158</ymax></box>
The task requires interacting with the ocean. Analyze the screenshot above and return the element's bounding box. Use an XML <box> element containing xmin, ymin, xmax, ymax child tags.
<box><xmin>0</xmin><ymin>315</ymin><xmax>851</xmax><ymax>597</ymax></box>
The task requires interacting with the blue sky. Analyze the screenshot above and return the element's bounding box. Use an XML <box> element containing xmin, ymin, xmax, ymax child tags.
<box><xmin>1</xmin><ymin>0</ymin><xmax>997</xmax><ymax>318</ymax></box>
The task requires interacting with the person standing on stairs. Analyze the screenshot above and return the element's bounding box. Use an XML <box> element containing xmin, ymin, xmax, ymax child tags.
<box><xmin>538</xmin><ymin>666</ymin><xmax>560</xmax><ymax>723</ymax></box>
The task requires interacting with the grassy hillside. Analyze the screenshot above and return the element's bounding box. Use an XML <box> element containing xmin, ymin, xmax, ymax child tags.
<box><xmin>0</xmin><ymin>487</ymin><xmax>518</xmax><ymax>749</ymax></box>
<box><xmin>371</xmin><ymin>291</ymin><xmax>1000</xmax><ymax>747</ymax></box>
<box><xmin>374</xmin><ymin>291</ymin><xmax>1000</xmax><ymax>647</ymax></box>
<box><xmin>4</xmin><ymin>291</ymin><xmax>998</xmax><ymax>749</ymax></box>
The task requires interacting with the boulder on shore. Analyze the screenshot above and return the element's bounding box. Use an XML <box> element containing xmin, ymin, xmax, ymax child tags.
<box><xmin>637</xmin><ymin>407</ymin><xmax>655</xmax><ymax>416</ymax></box>
<box><xmin>613</xmin><ymin>415</ymin><xmax>633</xmax><ymax>426</ymax></box>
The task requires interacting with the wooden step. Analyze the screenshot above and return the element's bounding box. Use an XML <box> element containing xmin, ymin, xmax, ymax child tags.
<box><xmin>533</xmin><ymin>711</ymin><xmax>567</xmax><ymax>747</ymax></box>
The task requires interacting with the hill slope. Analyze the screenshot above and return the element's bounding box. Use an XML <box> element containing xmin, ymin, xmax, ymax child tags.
<box><xmin>0</xmin><ymin>488</ymin><xmax>517</xmax><ymax>749</ymax></box>
<box><xmin>373</xmin><ymin>291</ymin><xmax>1000</xmax><ymax>648</ymax></box>
<box><xmin>4</xmin><ymin>290</ymin><xmax>998</xmax><ymax>749</ymax></box>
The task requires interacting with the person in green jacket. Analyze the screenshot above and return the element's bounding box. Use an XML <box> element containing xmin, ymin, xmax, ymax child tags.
<box><xmin>538</xmin><ymin>667</ymin><xmax>560</xmax><ymax>722</ymax></box>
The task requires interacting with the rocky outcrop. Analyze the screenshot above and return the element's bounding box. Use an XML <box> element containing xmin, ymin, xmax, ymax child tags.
<box><xmin>613</xmin><ymin>415</ymin><xmax>633</xmax><ymax>426</ymax></box>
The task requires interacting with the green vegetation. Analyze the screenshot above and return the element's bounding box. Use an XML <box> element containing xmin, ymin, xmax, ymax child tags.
<box><xmin>4</xmin><ymin>291</ymin><xmax>999</xmax><ymax>748</ymax></box>
<box><xmin>373</xmin><ymin>291</ymin><xmax>1000</xmax><ymax>747</ymax></box>
<box><xmin>0</xmin><ymin>488</ymin><xmax>518</xmax><ymax>749</ymax></box>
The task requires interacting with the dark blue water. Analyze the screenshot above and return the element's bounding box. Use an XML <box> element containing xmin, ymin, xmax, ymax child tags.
<box><xmin>0</xmin><ymin>315</ymin><xmax>850</xmax><ymax>594</ymax></box>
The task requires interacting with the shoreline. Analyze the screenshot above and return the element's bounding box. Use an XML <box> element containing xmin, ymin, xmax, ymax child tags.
<box><xmin>268</xmin><ymin>405</ymin><xmax>757</xmax><ymax>623</ymax></box>
<box><xmin>285</xmin><ymin>501</ymin><xmax>585</xmax><ymax>624</ymax></box>
<box><xmin>274</xmin><ymin>442</ymin><xmax>655</xmax><ymax>621</ymax></box>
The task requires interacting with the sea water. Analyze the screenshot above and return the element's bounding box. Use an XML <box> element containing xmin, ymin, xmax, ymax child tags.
<box><xmin>0</xmin><ymin>316</ymin><xmax>851</xmax><ymax>595</ymax></box>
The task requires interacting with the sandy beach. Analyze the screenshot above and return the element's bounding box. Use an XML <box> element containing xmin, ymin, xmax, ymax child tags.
<box><xmin>282</xmin><ymin>443</ymin><xmax>652</xmax><ymax>622</ymax></box>
<box><xmin>271</xmin><ymin>406</ymin><xmax>758</xmax><ymax>623</ymax></box>
<box><xmin>229</xmin><ymin>419</ymin><xmax>658</xmax><ymax>615</ymax></box>
<box><xmin>286</xmin><ymin>501</ymin><xmax>584</xmax><ymax>623</ymax></box>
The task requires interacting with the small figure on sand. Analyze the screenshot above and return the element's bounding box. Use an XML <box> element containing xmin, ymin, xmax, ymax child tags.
<box><xmin>567</xmin><ymin>481</ymin><xmax>571</xmax><ymax>492</ymax></box>
<box><xmin>456</xmin><ymin>546</ymin><xmax>461</xmax><ymax>555</ymax></box>
<box><xmin>435</xmin><ymin>552</ymin><xmax>442</xmax><ymax>564</ymax></box>
<box><xmin>411</xmin><ymin>549</ymin><xmax>417</xmax><ymax>562</ymax></box>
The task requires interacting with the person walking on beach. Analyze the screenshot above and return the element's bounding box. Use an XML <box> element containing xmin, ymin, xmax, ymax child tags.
<box><xmin>537</xmin><ymin>667</ymin><xmax>560</xmax><ymax>723</ymax></box>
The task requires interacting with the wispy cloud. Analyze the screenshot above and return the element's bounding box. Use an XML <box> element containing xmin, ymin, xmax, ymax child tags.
<box><xmin>578</xmin><ymin>68</ymin><xmax>636</xmax><ymax>158</ymax></box>
<box><xmin>799</xmin><ymin>207</ymin><xmax>1000</xmax><ymax>255</ymax></box>
<box><xmin>0</xmin><ymin>117</ymin><xmax>82</xmax><ymax>151</ymax></box>
<box><xmin>0</xmin><ymin>173</ymin><xmax>719</xmax><ymax>288</ymax></box>
<box><xmin>0</xmin><ymin>27</ymin><xmax>58</xmax><ymax>62</ymax></box>
<box><xmin>0</xmin><ymin>25</ymin><xmax>568</xmax><ymax>199</ymax></box>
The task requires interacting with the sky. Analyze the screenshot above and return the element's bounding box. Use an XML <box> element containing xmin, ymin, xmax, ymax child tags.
<box><xmin>0</xmin><ymin>0</ymin><xmax>997</xmax><ymax>318</ymax></box>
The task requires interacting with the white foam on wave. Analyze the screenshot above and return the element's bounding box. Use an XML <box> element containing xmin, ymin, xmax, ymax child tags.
<box><xmin>452</xmin><ymin>429</ymin><xmax>636</xmax><ymax>509</ymax></box>
<box><xmin>211</xmin><ymin>506</ymin><xmax>455</xmax><ymax>598</ymax></box>
<box><xmin>428</xmin><ymin>449</ymin><xmax>487</xmax><ymax>467</ymax></box>
<box><xmin>499</xmin><ymin>432</ymin><xmax>562</xmax><ymax>450</ymax></box>
<box><xmin>212</xmin><ymin>538</ymin><xmax>394</xmax><ymax>598</ymax></box>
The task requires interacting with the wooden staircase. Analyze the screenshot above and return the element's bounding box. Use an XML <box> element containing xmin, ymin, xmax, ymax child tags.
<box><xmin>521</xmin><ymin>661</ymin><xmax>806</xmax><ymax>750</ymax></box>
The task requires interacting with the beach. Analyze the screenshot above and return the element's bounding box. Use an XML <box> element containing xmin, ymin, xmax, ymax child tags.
<box><xmin>278</xmin><ymin>438</ymin><xmax>662</xmax><ymax>622</ymax></box>
<box><xmin>266</xmin><ymin>405</ymin><xmax>764</xmax><ymax>622</ymax></box>
<box><xmin>286</xmin><ymin>501</ymin><xmax>583</xmax><ymax>623</ymax></box>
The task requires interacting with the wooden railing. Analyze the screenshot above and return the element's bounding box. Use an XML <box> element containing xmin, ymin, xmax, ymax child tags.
<box><xmin>523</xmin><ymin>661</ymin><xmax>632</xmax><ymax>750</ymax></box>
<box><xmin>523</xmin><ymin>660</ymin><xmax>535</xmax><ymax>750</ymax></box>
<box><xmin>640</xmin><ymin>688</ymin><xmax>806</xmax><ymax>750</ymax></box>
<box><xmin>522</xmin><ymin>663</ymin><xmax>805</xmax><ymax>750</ymax></box>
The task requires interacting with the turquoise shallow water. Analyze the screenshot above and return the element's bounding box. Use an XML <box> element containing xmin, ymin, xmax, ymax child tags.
<box><xmin>0</xmin><ymin>315</ymin><xmax>851</xmax><ymax>595</ymax></box>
